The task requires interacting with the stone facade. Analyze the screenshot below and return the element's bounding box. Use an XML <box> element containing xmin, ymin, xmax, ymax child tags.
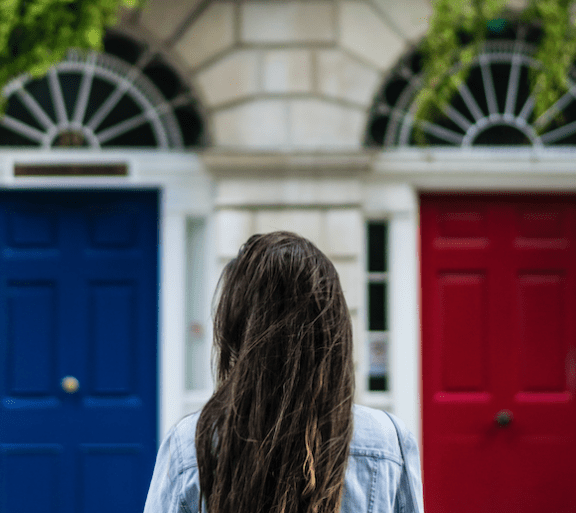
<box><xmin>123</xmin><ymin>0</ymin><xmax>431</xmax><ymax>150</ymax></box>
<box><xmin>4</xmin><ymin>0</ymin><xmax>574</xmax><ymax>446</ymax></box>
<box><xmin>214</xmin><ymin>179</ymin><xmax>365</xmax><ymax>376</ymax></box>
<box><xmin>119</xmin><ymin>0</ymin><xmax>431</xmax><ymax>427</ymax></box>
<box><xmin>103</xmin><ymin>0</ymin><xmax>434</xmax><ymax>435</ymax></box>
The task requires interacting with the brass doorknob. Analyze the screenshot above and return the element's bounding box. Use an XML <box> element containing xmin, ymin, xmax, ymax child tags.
<box><xmin>495</xmin><ymin>409</ymin><xmax>513</xmax><ymax>427</ymax></box>
<box><xmin>61</xmin><ymin>376</ymin><xmax>80</xmax><ymax>394</ymax></box>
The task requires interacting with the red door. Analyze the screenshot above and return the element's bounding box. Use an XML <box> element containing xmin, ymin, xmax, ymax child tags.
<box><xmin>421</xmin><ymin>194</ymin><xmax>576</xmax><ymax>513</ymax></box>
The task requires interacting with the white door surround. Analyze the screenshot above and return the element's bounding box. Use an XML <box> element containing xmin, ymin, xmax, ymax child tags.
<box><xmin>369</xmin><ymin>147</ymin><xmax>576</xmax><ymax>441</ymax></box>
<box><xmin>0</xmin><ymin>149</ymin><xmax>213</xmax><ymax>439</ymax></box>
<box><xmin>3</xmin><ymin>147</ymin><xmax>576</xmax><ymax>443</ymax></box>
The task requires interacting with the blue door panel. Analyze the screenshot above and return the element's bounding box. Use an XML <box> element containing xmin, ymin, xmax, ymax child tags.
<box><xmin>80</xmin><ymin>444</ymin><xmax>143</xmax><ymax>513</ymax></box>
<box><xmin>88</xmin><ymin>207</ymin><xmax>139</xmax><ymax>248</ymax></box>
<box><xmin>1</xmin><ymin>444</ymin><xmax>62</xmax><ymax>513</ymax></box>
<box><xmin>90</xmin><ymin>282</ymin><xmax>136</xmax><ymax>394</ymax></box>
<box><xmin>0</xmin><ymin>190</ymin><xmax>158</xmax><ymax>513</ymax></box>
<box><xmin>7</xmin><ymin>282</ymin><xmax>57</xmax><ymax>395</ymax></box>
<box><xmin>7</xmin><ymin>209</ymin><xmax>59</xmax><ymax>248</ymax></box>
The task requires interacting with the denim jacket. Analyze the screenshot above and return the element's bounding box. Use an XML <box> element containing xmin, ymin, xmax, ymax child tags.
<box><xmin>143</xmin><ymin>404</ymin><xmax>424</xmax><ymax>513</ymax></box>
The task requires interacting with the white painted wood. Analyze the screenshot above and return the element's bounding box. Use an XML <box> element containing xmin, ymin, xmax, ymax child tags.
<box><xmin>362</xmin><ymin>182</ymin><xmax>420</xmax><ymax>440</ymax></box>
<box><xmin>355</xmin><ymin>217</ymin><xmax>370</xmax><ymax>409</ymax></box>
<box><xmin>182</xmin><ymin>211</ymin><xmax>219</xmax><ymax>417</ymax></box>
<box><xmin>160</xmin><ymin>214</ymin><xmax>187</xmax><ymax>436</ymax></box>
<box><xmin>389</xmin><ymin>196</ymin><xmax>420</xmax><ymax>442</ymax></box>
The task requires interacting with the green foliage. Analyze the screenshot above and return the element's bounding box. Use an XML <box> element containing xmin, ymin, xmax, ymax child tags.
<box><xmin>415</xmin><ymin>0</ymin><xmax>576</xmax><ymax>131</ymax></box>
<box><xmin>0</xmin><ymin>0</ymin><xmax>139</xmax><ymax>111</ymax></box>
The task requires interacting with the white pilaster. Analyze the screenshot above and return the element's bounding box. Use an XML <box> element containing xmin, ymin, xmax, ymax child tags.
<box><xmin>160</xmin><ymin>213</ymin><xmax>187</xmax><ymax>437</ymax></box>
<box><xmin>388</xmin><ymin>187</ymin><xmax>420</xmax><ymax>441</ymax></box>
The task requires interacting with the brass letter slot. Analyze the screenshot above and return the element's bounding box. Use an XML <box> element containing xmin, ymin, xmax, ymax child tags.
<box><xmin>14</xmin><ymin>164</ymin><xmax>128</xmax><ymax>177</ymax></box>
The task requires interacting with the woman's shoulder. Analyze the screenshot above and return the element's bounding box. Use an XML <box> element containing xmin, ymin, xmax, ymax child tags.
<box><xmin>171</xmin><ymin>406</ymin><xmax>412</xmax><ymax>467</ymax></box>
<box><xmin>143</xmin><ymin>412</ymin><xmax>202</xmax><ymax>513</ymax></box>
<box><xmin>170</xmin><ymin>411</ymin><xmax>202</xmax><ymax>472</ymax></box>
<box><xmin>346</xmin><ymin>406</ymin><xmax>424</xmax><ymax>513</ymax></box>
<box><xmin>350</xmin><ymin>405</ymin><xmax>406</xmax><ymax>463</ymax></box>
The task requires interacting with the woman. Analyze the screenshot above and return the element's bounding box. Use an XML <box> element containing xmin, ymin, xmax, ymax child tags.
<box><xmin>144</xmin><ymin>232</ymin><xmax>424</xmax><ymax>513</ymax></box>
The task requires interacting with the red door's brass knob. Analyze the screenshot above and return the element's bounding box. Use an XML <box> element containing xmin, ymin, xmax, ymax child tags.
<box><xmin>495</xmin><ymin>409</ymin><xmax>513</xmax><ymax>427</ymax></box>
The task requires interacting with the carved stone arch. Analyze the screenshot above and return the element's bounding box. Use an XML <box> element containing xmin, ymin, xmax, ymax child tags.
<box><xmin>0</xmin><ymin>30</ymin><xmax>208</xmax><ymax>149</ymax></box>
<box><xmin>366</xmin><ymin>22</ymin><xmax>576</xmax><ymax>148</ymax></box>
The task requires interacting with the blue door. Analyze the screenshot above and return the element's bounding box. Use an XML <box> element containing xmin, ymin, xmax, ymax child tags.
<box><xmin>0</xmin><ymin>190</ymin><xmax>158</xmax><ymax>513</ymax></box>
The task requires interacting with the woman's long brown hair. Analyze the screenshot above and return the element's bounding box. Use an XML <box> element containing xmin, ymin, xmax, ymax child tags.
<box><xmin>196</xmin><ymin>232</ymin><xmax>355</xmax><ymax>513</ymax></box>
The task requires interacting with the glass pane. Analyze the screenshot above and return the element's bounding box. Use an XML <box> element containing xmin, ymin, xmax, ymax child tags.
<box><xmin>367</xmin><ymin>222</ymin><xmax>387</xmax><ymax>272</ymax></box>
<box><xmin>185</xmin><ymin>219</ymin><xmax>210</xmax><ymax>390</ymax></box>
<box><xmin>27</xmin><ymin>76</ymin><xmax>57</xmax><ymax>124</ymax></box>
<box><xmin>85</xmin><ymin>76</ymin><xmax>116</xmax><ymax>124</ymax></box>
<box><xmin>0</xmin><ymin>125</ymin><xmax>37</xmax><ymax>146</ymax></box>
<box><xmin>368</xmin><ymin>282</ymin><xmax>387</xmax><ymax>331</ymax></box>
<box><xmin>369</xmin><ymin>375</ymin><xmax>388</xmax><ymax>391</ymax></box>
<box><xmin>59</xmin><ymin>72</ymin><xmax>83</xmax><ymax>122</ymax></box>
<box><xmin>6</xmin><ymin>94</ymin><xmax>45</xmax><ymax>132</ymax></box>
<box><xmin>97</xmin><ymin>93</ymin><xmax>142</xmax><ymax>132</ymax></box>
<box><xmin>368</xmin><ymin>337</ymin><xmax>388</xmax><ymax>391</ymax></box>
<box><xmin>101</xmin><ymin>123</ymin><xmax>157</xmax><ymax>147</ymax></box>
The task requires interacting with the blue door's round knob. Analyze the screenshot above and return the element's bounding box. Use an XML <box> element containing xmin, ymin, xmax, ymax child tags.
<box><xmin>61</xmin><ymin>376</ymin><xmax>80</xmax><ymax>394</ymax></box>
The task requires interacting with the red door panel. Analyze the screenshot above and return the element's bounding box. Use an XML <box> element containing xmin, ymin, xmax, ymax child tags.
<box><xmin>421</xmin><ymin>194</ymin><xmax>576</xmax><ymax>513</ymax></box>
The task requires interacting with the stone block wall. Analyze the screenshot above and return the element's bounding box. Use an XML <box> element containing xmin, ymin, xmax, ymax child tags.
<box><xmin>213</xmin><ymin>176</ymin><xmax>367</xmax><ymax>386</ymax></box>
<box><xmin>124</xmin><ymin>0</ymin><xmax>432</xmax><ymax>151</ymax></box>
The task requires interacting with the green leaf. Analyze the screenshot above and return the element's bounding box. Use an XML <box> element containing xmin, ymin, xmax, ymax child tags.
<box><xmin>0</xmin><ymin>0</ymin><xmax>138</xmax><ymax>114</ymax></box>
<box><xmin>415</xmin><ymin>0</ymin><xmax>576</xmax><ymax>145</ymax></box>
<box><xmin>85</xmin><ymin>26</ymin><xmax>101</xmax><ymax>47</ymax></box>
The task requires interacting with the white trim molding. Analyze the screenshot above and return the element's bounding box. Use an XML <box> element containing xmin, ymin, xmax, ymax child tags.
<box><xmin>373</xmin><ymin>147</ymin><xmax>576</xmax><ymax>190</ymax></box>
<box><xmin>362</xmin><ymin>182</ymin><xmax>421</xmax><ymax>441</ymax></box>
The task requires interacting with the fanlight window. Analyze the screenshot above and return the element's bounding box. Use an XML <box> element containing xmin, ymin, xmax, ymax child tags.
<box><xmin>366</xmin><ymin>25</ymin><xmax>576</xmax><ymax>147</ymax></box>
<box><xmin>0</xmin><ymin>33</ymin><xmax>205</xmax><ymax>149</ymax></box>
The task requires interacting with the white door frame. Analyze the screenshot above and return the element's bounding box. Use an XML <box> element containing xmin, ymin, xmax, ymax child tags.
<box><xmin>0</xmin><ymin>149</ymin><xmax>214</xmax><ymax>439</ymax></box>
<box><xmin>370</xmin><ymin>147</ymin><xmax>576</xmax><ymax>442</ymax></box>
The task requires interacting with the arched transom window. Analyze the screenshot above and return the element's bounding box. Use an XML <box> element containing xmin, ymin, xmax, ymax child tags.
<box><xmin>366</xmin><ymin>25</ymin><xmax>576</xmax><ymax>148</ymax></box>
<box><xmin>0</xmin><ymin>33</ymin><xmax>205</xmax><ymax>149</ymax></box>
